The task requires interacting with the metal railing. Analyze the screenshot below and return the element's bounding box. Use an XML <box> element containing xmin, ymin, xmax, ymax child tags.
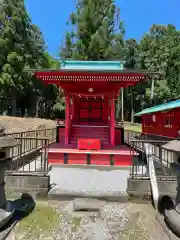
<box><xmin>124</xmin><ymin>129</ymin><xmax>177</xmax><ymax>180</ymax></box>
<box><xmin>4</xmin><ymin>128</ymin><xmax>56</xmax><ymax>174</ymax></box>
<box><xmin>124</xmin><ymin>129</ymin><xmax>141</xmax><ymax>144</ymax></box>
<box><xmin>4</xmin><ymin>128</ymin><xmax>56</xmax><ymax>159</ymax></box>
<box><xmin>124</xmin><ymin>129</ymin><xmax>175</xmax><ymax>145</ymax></box>
<box><xmin>5</xmin><ymin>128</ymin><xmax>56</xmax><ymax>144</ymax></box>
<box><xmin>6</xmin><ymin>138</ymin><xmax>49</xmax><ymax>174</ymax></box>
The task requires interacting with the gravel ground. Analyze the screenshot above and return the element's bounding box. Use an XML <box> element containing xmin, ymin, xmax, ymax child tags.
<box><xmin>56</xmin><ymin>201</ymin><xmax>169</xmax><ymax>240</ymax></box>
<box><xmin>8</xmin><ymin>200</ymin><xmax>170</xmax><ymax>240</ymax></box>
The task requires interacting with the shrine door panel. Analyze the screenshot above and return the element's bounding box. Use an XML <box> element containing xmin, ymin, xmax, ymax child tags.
<box><xmin>79</xmin><ymin>109</ymin><xmax>89</xmax><ymax>120</ymax></box>
<box><xmin>79</xmin><ymin>98</ymin><xmax>102</xmax><ymax>122</ymax></box>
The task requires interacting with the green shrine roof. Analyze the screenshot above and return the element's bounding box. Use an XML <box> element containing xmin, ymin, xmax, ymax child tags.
<box><xmin>134</xmin><ymin>99</ymin><xmax>180</xmax><ymax>116</ymax></box>
<box><xmin>60</xmin><ymin>60</ymin><xmax>125</xmax><ymax>71</ymax></box>
<box><xmin>26</xmin><ymin>60</ymin><xmax>160</xmax><ymax>75</ymax></box>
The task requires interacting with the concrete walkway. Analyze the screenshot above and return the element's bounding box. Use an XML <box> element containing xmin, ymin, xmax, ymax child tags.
<box><xmin>48</xmin><ymin>165</ymin><xmax>130</xmax><ymax>200</ymax></box>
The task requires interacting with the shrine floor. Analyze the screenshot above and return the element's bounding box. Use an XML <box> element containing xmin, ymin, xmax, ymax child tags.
<box><xmin>48</xmin><ymin>144</ymin><xmax>137</xmax><ymax>166</ymax></box>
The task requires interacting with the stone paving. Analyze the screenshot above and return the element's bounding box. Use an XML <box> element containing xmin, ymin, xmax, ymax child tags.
<box><xmin>49</xmin><ymin>165</ymin><xmax>130</xmax><ymax>200</ymax></box>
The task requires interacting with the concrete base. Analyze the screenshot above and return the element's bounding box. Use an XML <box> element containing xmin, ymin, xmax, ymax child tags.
<box><xmin>5</xmin><ymin>174</ymin><xmax>49</xmax><ymax>199</ymax></box>
<box><xmin>127</xmin><ymin>178</ymin><xmax>177</xmax><ymax>200</ymax></box>
<box><xmin>48</xmin><ymin>165</ymin><xmax>130</xmax><ymax>201</ymax></box>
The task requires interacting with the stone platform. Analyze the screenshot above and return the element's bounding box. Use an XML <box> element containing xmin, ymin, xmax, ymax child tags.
<box><xmin>48</xmin><ymin>165</ymin><xmax>130</xmax><ymax>201</ymax></box>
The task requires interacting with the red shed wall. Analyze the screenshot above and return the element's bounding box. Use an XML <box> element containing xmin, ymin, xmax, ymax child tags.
<box><xmin>142</xmin><ymin>107</ymin><xmax>180</xmax><ymax>138</ymax></box>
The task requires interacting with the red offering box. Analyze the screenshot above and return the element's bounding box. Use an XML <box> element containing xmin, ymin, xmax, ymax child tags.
<box><xmin>78</xmin><ymin>138</ymin><xmax>101</xmax><ymax>150</ymax></box>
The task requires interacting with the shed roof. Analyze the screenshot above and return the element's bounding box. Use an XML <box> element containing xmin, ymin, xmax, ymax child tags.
<box><xmin>134</xmin><ymin>99</ymin><xmax>180</xmax><ymax>116</ymax></box>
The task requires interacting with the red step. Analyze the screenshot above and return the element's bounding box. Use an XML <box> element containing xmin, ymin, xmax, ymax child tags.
<box><xmin>70</xmin><ymin>126</ymin><xmax>110</xmax><ymax>147</ymax></box>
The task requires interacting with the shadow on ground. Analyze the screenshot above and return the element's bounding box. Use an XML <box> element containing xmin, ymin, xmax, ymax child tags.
<box><xmin>0</xmin><ymin>193</ymin><xmax>35</xmax><ymax>240</ymax></box>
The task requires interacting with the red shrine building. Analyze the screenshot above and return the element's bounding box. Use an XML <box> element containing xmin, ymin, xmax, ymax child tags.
<box><xmin>33</xmin><ymin>60</ymin><xmax>159</xmax><ymax>166</ymax></box>
<box><xmin>134</xmin><ymin>99</ymin><xmax>180</xmax><ymax>139</ymax></box>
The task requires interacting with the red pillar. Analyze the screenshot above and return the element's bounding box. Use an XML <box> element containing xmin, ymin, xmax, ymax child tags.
<box><xmin>65</xmin><ymin>93</ymin><xmax>70</xmax><ymax>145</ymax></box>
<box><xmin>76</xmin><ymin>97</ymin><xmax>80</xmax><ymax>123</ymax></box>
<box><xmin>72</xmin><ymin>95</ymin><xmax>76</xmax><ymax>123</ymax></box>
<box><xmin>110</xmin><ymin>97</ymin><xmax>115</xmax><ymax>147</ymax></box>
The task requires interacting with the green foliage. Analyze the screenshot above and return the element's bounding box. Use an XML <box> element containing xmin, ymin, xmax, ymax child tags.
<box><xmin>0</xmin><ymin>0</ymin><xmax>180</xmax><ymax>120</ymax></box>
<box><xmin>0</xmin><ymin>0</ymin><xmax>45</xmax><ymax>90</ymax></box>
<box><xmin>60</xmin><ymin>0</ymin><xmax>125</xmax><ymax>61</ymax></box>
<box><xmin>60</xmin><ymin>3</ymin><xmax>180</xmax><ymax>121</ymax></box>
<box><xmin>138</xmin><ymin>24</ymin><xmax>180</xmax><ymax>104</ymax></box>
<box><xmin>0</xmin><ymin>0</ymin><xmax>46</xmax><ymax>114</ymax></box>
<box><xmin>0</xmin><ymin>0</ymin><xmax>61</xmax><ymax>116</ymax></box>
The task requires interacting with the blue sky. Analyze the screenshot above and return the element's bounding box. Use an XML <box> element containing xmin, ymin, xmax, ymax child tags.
<box><xmin>25</xmin><ymin>0</ymin><xmax>180</xmax><ymax>57</ymax></box>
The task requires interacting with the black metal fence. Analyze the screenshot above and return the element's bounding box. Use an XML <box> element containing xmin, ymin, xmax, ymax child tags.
<box><xmin>124</xmin><ymin>130</ymin><xmax>177</xmax><ymax>179</ymax></box>
<box><xmin>5</xmin><ymin>128</ymin><xmax>56</xmax><ymax>144</ymax></box>
<box><xmin>124</xmin><ymin>129</ymin><xmax>175</xmax><ymax>145</ymax></box>
<box><xmin>5</xmin><ymin>128</ymin><xmax>56</xmax><ymax>174</ymax></box>
<box><xmin>5</xmin><ymin>127</ymin><xmax>178</xmax><ymax>175</ymax></box>
<box><xmin>6</xmin><ymin>138</ymin><xmax>49</xmax><ymax>174</ymax></box>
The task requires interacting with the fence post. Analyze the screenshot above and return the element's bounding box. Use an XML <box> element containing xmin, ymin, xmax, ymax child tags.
<box><xmin>44</xmin><ymin>139</ymin><xmax>49</xmax><ymax>172</ymax></box>
<box><xmin>45</xmin><ymin>129</ymin><xmax>47</xmax><ymax>138</ymax></box>
<box><xmin>35</xmin><ymin>131</ymin><xmax>38</xmax><ymax>148</ymax></box>
<box><xmin>159</xmin><ymin>146</ymin><xmax>162</xmax><ymax>163</ymax></box>
<box><xmin>19</xmin><ymin>132</ymin><xmax>23</xmax><ymax>155</ymax></box>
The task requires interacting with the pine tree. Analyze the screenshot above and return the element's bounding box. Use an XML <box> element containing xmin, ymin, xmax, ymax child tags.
<box><xmin>60</xmin><ymin>0</ymin><xmax>125</xmax><ymax>60</ymax></box>
<box><xmin>0</xmin><ymin>0</ymin><xmax>45</xmax><ymax>115</ymax></box>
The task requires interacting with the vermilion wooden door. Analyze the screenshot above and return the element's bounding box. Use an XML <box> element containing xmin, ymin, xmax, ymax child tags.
<box><xmin>79</xmin><ymin>98</ymin><xmax>102</xmax><ymax>122</ymax></box>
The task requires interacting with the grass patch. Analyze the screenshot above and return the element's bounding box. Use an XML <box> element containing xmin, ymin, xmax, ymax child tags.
<box><xmin>124</xmin><ymin>121</ymin><xmax>142</xmax><ymax>133</ymax></box>
<box><xmin>16</xmin><ymin>202</ymin><xmax>62</xmax><ymax>239</ymax></box>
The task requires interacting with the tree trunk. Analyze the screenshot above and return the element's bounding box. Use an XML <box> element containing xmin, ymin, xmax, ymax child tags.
<box><xmin>121</xmin><ymin>88</ymin><xmax>124</xmax><ymax>123</ymax></box>
<box><xmin>150</xmin><ymin>77</ymin><xmax>155</xmax><ymax>105</ymax></box>
<box><xmin>131</xmin><ymin>88</ymin><xmax>134</xmax><ymax>123</ymax></box>
<box><xmin>36</xmin><ymin>97</ymin><xmax>39</xmax><ymax>118</ymax></box>
<box><xmin>2</xmin><ymin>111</ymin><xmax>7</xmax><ymax>116</ymax></box>
<box><xmin>44</xmin><ymin>101</ymin><xmax>48</xmax><ymax>118</ymax></box>
<box><xmin>11</xmin><ymin>92</ymin><xmax>17</xmax><ymax>116</ymax></box>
